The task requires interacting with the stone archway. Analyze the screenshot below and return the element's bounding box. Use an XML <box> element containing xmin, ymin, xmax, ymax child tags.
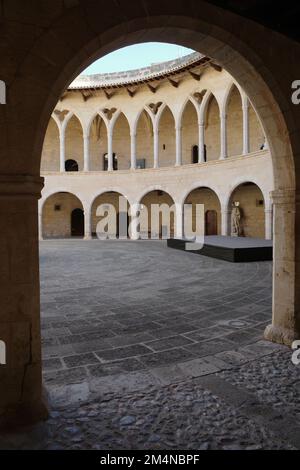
<box><xmin>0</xmin><ymin>2</ymin><xmax>299</xmax><ymax>427</ymax></box>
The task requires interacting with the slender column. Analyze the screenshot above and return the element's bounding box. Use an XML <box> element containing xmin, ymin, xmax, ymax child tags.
<box><xmin>265</xmin><ymin>206</ymin><xmax>273</xmax><ymax>240</ymax></box>
<box><xmin>130</xmin><ymin>132</ymin><xmax>137</xmax><ymax>170</ymax></box>
<box><xmin>153</xmin><ymin>129</ymin><xmax>159</xmax><ymax>169</ymax></box>
<box><xmin>242</xmin><ymin>95</ymin><xmax>250</xmax><ymax>155</ymax></box>
<box><xmin>84</xmin><ymin>206</ymin><xmax>92</xmax><ymax>240</ymax></box>
<box><xmin>0</xmin><ymin>176</ymin><xmax>48</xmax><ymax>426</ymax></box>
<box><xmin>221</xmin><ymin>205</ymin><xmax>231</xmax><ymax>236</ymax></box>
<box><xmin>59</xmin><ymin>129</ymin><xmax>65</xmax><ymax>172</ymax></box>
<box><xmin>264</xmin><ymin>189</ymin><xmax>300</xmax><ymax>346</ymax></box>
<box><xmin>220</xmin><ymin>112</ymin><xmax>228</xmax><ymax>160</ymax></box>
<box><xmin>83</xmin><ymin>133</ymin><xmax>90</xmax><ymax>172</ymax></box>
<box><xmin>198</xmin><ymin>121</ymin><xmax>205</xmax><ymax>163</ymax></box>
<box><xmin>107</xmin><ymin>128</ymin><xmax>114</xmax><ymax>171</ymax></box>
<box><xmin>175</xmin><ymin>127</ymin><xmax>182</xmax><ymax>166</ymax></box>
<box><xmin>175</xmin><ymin>203</ymin><xmax>184</xmax><ymax>239</ymax></box>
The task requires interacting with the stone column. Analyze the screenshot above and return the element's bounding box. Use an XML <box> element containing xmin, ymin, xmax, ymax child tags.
<box><xmin>242</xmin><ymin>95</ymin><xmax>250</xmax><ymax>155</ymax></box>
<box><xmin>153</xmin><ymin>129</ymin><xmax>159</xmax><ymax>169</ymax></box>
<box><xmin>0</xmin><ymin>176</ymin><xmax>48</xmax><ymax>428</ymax></box>
<box><xmin>220</xmin><ymin>112</ymin><xmax>228</xmax><ymax>160</ymax></box>
<box><xmin>175</xmin><ymin>127</ymin><xmax>182</xmax><ymax>166</ymax></box>
<box><xmin>130</xmin><ymin>132</ymin><xmax>137</xmax><ymax>170</ymax></box>
<box><xmin>264</xmin><ymin>189</ymin><xmax>300</xmax><ymax>345</ymax></box>
<box><xmin>265</xmin><ymin>206</ymin><xmax>273</xmax><ymax>240</ymax></box>
<box><xmin>59</xmin><ymin>129</ymin><xmax>65</xmax><ymax>173</ymax></box>
<box><xmin>84</xmin><ymin>205</ymin><xmax>92</xmax><ymax>240</ymax></box>
<box><xmin>198</xmin><ymin>122</ymin><xmax>205</xmax><ymax>163</ymax></box>
<box><xmin>175</xmin><ymin>203</ymin><xmax>184</xmax><ymax>239</ymax></box>
<box><xmin>83</xmin><ymin>133</ymin><xmax>90</xmax><ymax>172</ymax></box>
<box><xmin>107</xmin><ymin>128</ymin><xmax>114</xmax><ymax>171</ymax></box>
<box><xmin>221</xmin><ymin>205</ymin><xmax>231</xmax><ymax>236</ymax></box>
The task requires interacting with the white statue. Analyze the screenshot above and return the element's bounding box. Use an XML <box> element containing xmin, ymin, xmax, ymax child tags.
<box><xmin>231</xmin><ymin>202</ymin><xmax>242</xmax><ymax>237</ymax></box>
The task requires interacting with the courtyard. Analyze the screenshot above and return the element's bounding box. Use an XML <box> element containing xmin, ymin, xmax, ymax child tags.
<box><xmin>1</xmin><ymin>241</ymin><xmax>299</xmax><ymax>450</ymax></box>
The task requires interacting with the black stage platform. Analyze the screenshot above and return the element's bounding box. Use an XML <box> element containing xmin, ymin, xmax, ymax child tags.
<box><xmin>167</xmin><ymin>236</ymin><xmax>273</xmax><ymax>263</ymax></box>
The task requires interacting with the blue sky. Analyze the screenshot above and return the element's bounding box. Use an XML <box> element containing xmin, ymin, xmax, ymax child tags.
<box><xmin>83</xmin><ymin>43</ymin><xmax>194</xmax><ymax>75</ymax></box>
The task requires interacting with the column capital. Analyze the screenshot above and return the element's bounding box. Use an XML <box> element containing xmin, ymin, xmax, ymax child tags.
<box><xmin>271</xmin><ymin>189</ymin><xmax>296</xmax><ymax>205</ymax></box>
<box><xmin>0</xmin><ymin>175</ymin><xmax>44</xmax><ymax>199</ymax></box>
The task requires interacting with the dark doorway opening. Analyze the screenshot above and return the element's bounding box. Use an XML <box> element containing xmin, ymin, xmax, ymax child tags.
<box><xmin>65</xmin><ymin>159</ymin><xmax>79</xmax><ymax>172</ymax></box>
<box><xmin>205</xmin><ymin>210</ymin><xmax>218</xmax><ymax>235</ymax></box>
<box><xmin>192</xmin><ymin>145</ymin><xmax>198</xmax><ymax>164</ymax></box>
<box><xmin>103</xmin><ymin>153</ymin><xmax>118</xmax><ymax>171</ymax></box>
<box><xmin>71</xmin><ymin>208</ymin><xmax>84</xmax><ymax>237</ymax></box>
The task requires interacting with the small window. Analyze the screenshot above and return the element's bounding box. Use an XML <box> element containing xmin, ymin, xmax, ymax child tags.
<box><xmin>65</xmin><ymin>159</ymin><xmax>79</xmax><ymax>172</ymax></box>
<box><xmin>54</xmin><ymin>204</ymin><xmax>61</xmax><ymax>212</ymax></box>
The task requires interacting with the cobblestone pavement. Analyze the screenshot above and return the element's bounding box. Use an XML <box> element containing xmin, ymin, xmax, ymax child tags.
<box><xmin>1</xmin><ymin>240</ymin><xmax>299</xmax><ymax>450</ymax></box>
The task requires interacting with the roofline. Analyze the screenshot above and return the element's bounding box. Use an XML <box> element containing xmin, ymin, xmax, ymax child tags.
<box><xmin>68</xmin><ymin>52</ymin><xmax>213</xmax><ymax>91</ymax></box>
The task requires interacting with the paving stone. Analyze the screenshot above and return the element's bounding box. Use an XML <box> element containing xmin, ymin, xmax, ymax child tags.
<box><xmin>44</xmin><ymin>367</ymin><xmax>88</xmax><ymax>386</ymax></box>
<box><xmin>145</xmin><ymin>335</ymin><xmax>195</xmax><ymax>352</ymax></box>
<box><xmin>95</xmin><ymin>344</ymin><xmax>153</xmax><ymax>362</ymax></box>
<box><xmin>88</xmin><ymin>358</ymin><xmax>144</xmax><ymax>377</ymax></box>
<box><xmin>63</xmin><ymin>353</ymin><xmax>100</xmax><ymax>368</ymax></box>
<box><xmin>43</xmin><ymin>358</ymin><xmax>64</xmax><ymax>371</ymax></box>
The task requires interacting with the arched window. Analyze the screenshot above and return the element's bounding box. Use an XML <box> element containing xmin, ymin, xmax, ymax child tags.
<box><xmin>65</xmin><ymin>159</ymin><xmax>79</xmax><ymax>172</ymax></box>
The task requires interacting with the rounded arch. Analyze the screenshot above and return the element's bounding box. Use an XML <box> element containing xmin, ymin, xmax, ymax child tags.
<box><xmin>42</xmin><ymin>191</ymin><xmax>84</xmax><ymax>239</ymax></box>
<box><xmin>224</xmin><ymin>178</ymin><xmax>269</xmax><ymax>210</ymax></box>
<box><xmin>91</xmin><ymin>190</ymin><xmax>130</xmax><ymax>239</ymax></box>
<box><xmin>137</xmin><ymin>185</ymin><xmax>176</xmax><ymax>205</ymax></box>
<box><xmin>139</xmin><ymin>189</ymin><xmax>176</xmax><ymax>239</ymax></box>
<box><xmin>184</xmin><ymin>186</ymin><xmax>222</xmax><ymax>236</ymax></box>
<box><xmin>3</xmin><ymin>10</ymin><xmax>299</xmax><ymax>420</ymax></box>
<box><xmin>228</xmin><ymin>181</ymin><xmax>266</xmax><ymax>238</ymax></box>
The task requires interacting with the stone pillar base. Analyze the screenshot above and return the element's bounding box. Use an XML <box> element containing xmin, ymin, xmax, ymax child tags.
<box><xmin>264</xmin><ymin>324</ymin><xmax>300</xmax><ymax>347</ymax></box>
<box><xmin>0</xmin><ymin>396</ymin><xmax>48</xmax><ymax>431</ymax></box>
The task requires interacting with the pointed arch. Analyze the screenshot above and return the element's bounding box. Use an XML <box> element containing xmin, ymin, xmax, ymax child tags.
<box><xmin>181</xmin><ymin>99</ymin><xmax>199</xmax><ymax>165</ymax></box>
<box><xmin>65</xmin><ymin>114</ymin><xmax>84</xmax><ymax>171</ymax></box>
<box><xmin>157</xmin><ymin>105</ymin><xmax>176</xmax><ymax>168</ymax></box>
<box><xmin>226</xmin><ymin>83</ymin><xmax>243</xmax><ymax>157</ymax></box>
<box><xmin>41</xmin><ymin>116</ymin><xmax>60</xmax><ymax>172</ymax></box>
